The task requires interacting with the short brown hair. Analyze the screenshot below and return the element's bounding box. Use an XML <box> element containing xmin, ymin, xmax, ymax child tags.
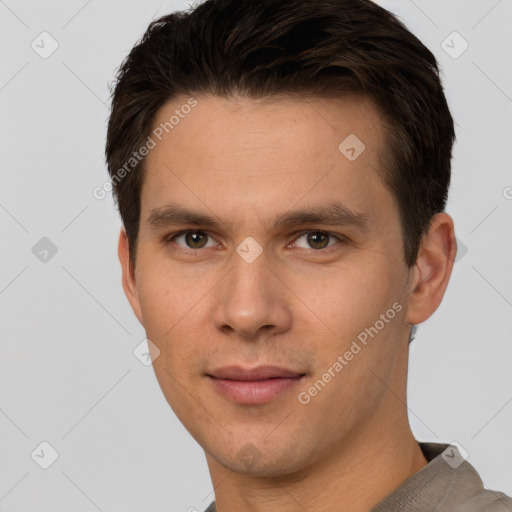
<box><xmin>105</xmin><ymin>0</ymin><xmax>455</xmax><ymax>269</ymax></box>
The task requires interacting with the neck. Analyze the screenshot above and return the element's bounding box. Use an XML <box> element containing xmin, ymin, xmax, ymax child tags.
<box><xmin>206</xmin><ymin>409</ymin><xmax>428</xmax><ymax>512</ymax></box>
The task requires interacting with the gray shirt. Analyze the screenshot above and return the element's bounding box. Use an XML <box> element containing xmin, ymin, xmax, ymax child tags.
<box><xmin>204</xmin><ymin>442</ymin><xmax>512</xmax><ymax>511</ymax></box>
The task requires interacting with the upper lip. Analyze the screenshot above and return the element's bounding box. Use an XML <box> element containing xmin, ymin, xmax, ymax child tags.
<box><xmin>207</xmin><ymin>365</ymin><xmax>305</xmax><ymax>381</ymax></box>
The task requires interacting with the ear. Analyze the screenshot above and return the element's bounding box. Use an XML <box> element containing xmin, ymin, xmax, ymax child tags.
<box><xmin>406</xmin><ymin>212</ymin><xmax>457</xmax><ymax>326</ymax></box>
<box><xmin>118</xmin><ymin>228</ymin><xmax>144</xmax><ymax>324</ymax></box>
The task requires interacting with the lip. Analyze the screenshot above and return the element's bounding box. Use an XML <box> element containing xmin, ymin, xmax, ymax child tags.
<box><xmin>208</xmin><ymin>365</ymin><xmax>304</xmax><ymax>381</ymax></box>
<box><xmin>207</xmin><ymin>365</ymin><xmax>306</xmax><ymax>405</ymax></box>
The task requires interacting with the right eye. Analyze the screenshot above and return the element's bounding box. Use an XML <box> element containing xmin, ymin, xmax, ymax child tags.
<box><xmin>164</xmin><ymin>230</ymin><xmax>219</xmax><ymax>252</ymax></box>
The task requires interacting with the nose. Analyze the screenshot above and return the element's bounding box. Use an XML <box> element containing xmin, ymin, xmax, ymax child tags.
<box><xmin>211</xmin><ymin>247</ymin><xmax>292</xmax><ymax>340</ymax></box>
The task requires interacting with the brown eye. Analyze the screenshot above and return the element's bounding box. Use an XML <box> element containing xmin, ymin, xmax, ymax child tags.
<box><xmin>307</xmin><ymin>232</ymin><xmax>330</xmax><ymax>249</ymax></box>
<box><xmin>293</xmin><ymin>231</ymin><xmax>341</xmax><ymax>250</ymax></box>
<box><xmin>169</xmin><ymin>230</ymin><xmax>216</xmax><ymax>250</ymax></box>
<box><xmin>184</xmin><ymin>231</ymin><xmax>209</xmax><ymax>248</ymax></box>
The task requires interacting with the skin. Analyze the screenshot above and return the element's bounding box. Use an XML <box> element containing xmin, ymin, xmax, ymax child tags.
<box><xmin>118</xmin><ymin>92</ymin><xmax>457</xmax><ymax>512</ymax></box>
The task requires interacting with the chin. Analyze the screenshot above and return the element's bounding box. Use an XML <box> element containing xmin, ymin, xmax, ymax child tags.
<box><xmin>209</xmin><ymin>441</ymin><xmax>314</xmax><ymax>479</ymax></box>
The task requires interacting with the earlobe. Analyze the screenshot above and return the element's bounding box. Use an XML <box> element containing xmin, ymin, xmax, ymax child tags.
<box><xmin>405</xmin><ymin>213</ymin><xmax>457</xmax><ymax>326</ymax></box>
<box><xmin>118</xmin><ymin>228</ymin><xmax>144</xmax><ymax>324</ymax></box>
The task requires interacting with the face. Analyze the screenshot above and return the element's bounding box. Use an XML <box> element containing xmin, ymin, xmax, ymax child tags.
<box><xmin>120</xmin><ymin>93</ymin><xmax>423</xmax><ymax>477</ymax></box>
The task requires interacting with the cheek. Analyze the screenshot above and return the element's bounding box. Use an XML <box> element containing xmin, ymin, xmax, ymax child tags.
<box><xmin>299</xmin><ymin>264</ymin><xmax>395</xmax><ymax>339</ymax></box>
<box><xmin>136</xmin><ymin>265</ymin><xmax>211</xmax><ymax>366</ymax></box>
<box><xmin>136</xmin><ymin>271</ymin><xmax>180</xmax><ymax>347</ymax></box>
<box><xmin>138</xmin><ymin>275</ymin><xmax>171</xmax><ymax>328</ymax></box>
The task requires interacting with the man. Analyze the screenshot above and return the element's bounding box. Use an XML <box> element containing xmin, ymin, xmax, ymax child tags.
<box><xmin>105</xmin><ymin>0</ymin><xmax>512</xmax><ymax>510</ymax></box>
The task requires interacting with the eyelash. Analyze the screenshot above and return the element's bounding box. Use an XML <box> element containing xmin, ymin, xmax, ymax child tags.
<box><xmin>162</xmin><ymin>229</ymin><xmax>346</xmax><ymax>255</ymax></box>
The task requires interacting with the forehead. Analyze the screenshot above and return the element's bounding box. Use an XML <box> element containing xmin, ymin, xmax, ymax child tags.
<box><xmin>174</xmin><ymin>91</ymin><xmax>377</xmax><ymax>132</ymax></box>
<box><xmin>147</xmin><ymin>92</ymin><xmax>386</xmax><ymax>163</ymax></box>
<box><xmin>140</xmin><ymin>92</ymin><xmax>392</xmax><ymax>228</ymax></box>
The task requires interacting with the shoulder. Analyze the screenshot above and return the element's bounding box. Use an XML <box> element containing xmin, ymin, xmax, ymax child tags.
<box><xmin>426</xmin><ymin>443</ymin><xmax>512</xmax><ymax>512</ymax></box>
<box><xmin>447</xmin><ymin>462</ymin><xmax>512</xmax><ymax>511</ymax></box>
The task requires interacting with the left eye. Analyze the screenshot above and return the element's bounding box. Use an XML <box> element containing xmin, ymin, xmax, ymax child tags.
<box><xmin>292</xmin><ymin>231</ymin><xmax>342</xmax><ymax>250</ymax></box>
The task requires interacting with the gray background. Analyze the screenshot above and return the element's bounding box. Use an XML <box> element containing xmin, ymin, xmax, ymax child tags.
<box><xmin>1</xmin><ymin>0</ymin><xmax>511</xmax><ymax>510</ymax></box>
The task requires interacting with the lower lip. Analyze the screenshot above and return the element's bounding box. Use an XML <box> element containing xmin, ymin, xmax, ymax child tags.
<box><xmin>209</xmin><ymin>376</ymin><xmax>304</xmax><ymax>404</ymax></box>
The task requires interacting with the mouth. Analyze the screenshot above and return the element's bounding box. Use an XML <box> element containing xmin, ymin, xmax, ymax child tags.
<box><xmin>206</xmin><ymin>365</ymin><xmax>307</xmax><ymax>405</ymax></box>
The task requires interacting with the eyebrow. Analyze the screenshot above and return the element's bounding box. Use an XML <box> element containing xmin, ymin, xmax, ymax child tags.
<box><xmin>146</xmin><ymin>201</ymin><xmax>371</xmax><ymax>232</ymax></box>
